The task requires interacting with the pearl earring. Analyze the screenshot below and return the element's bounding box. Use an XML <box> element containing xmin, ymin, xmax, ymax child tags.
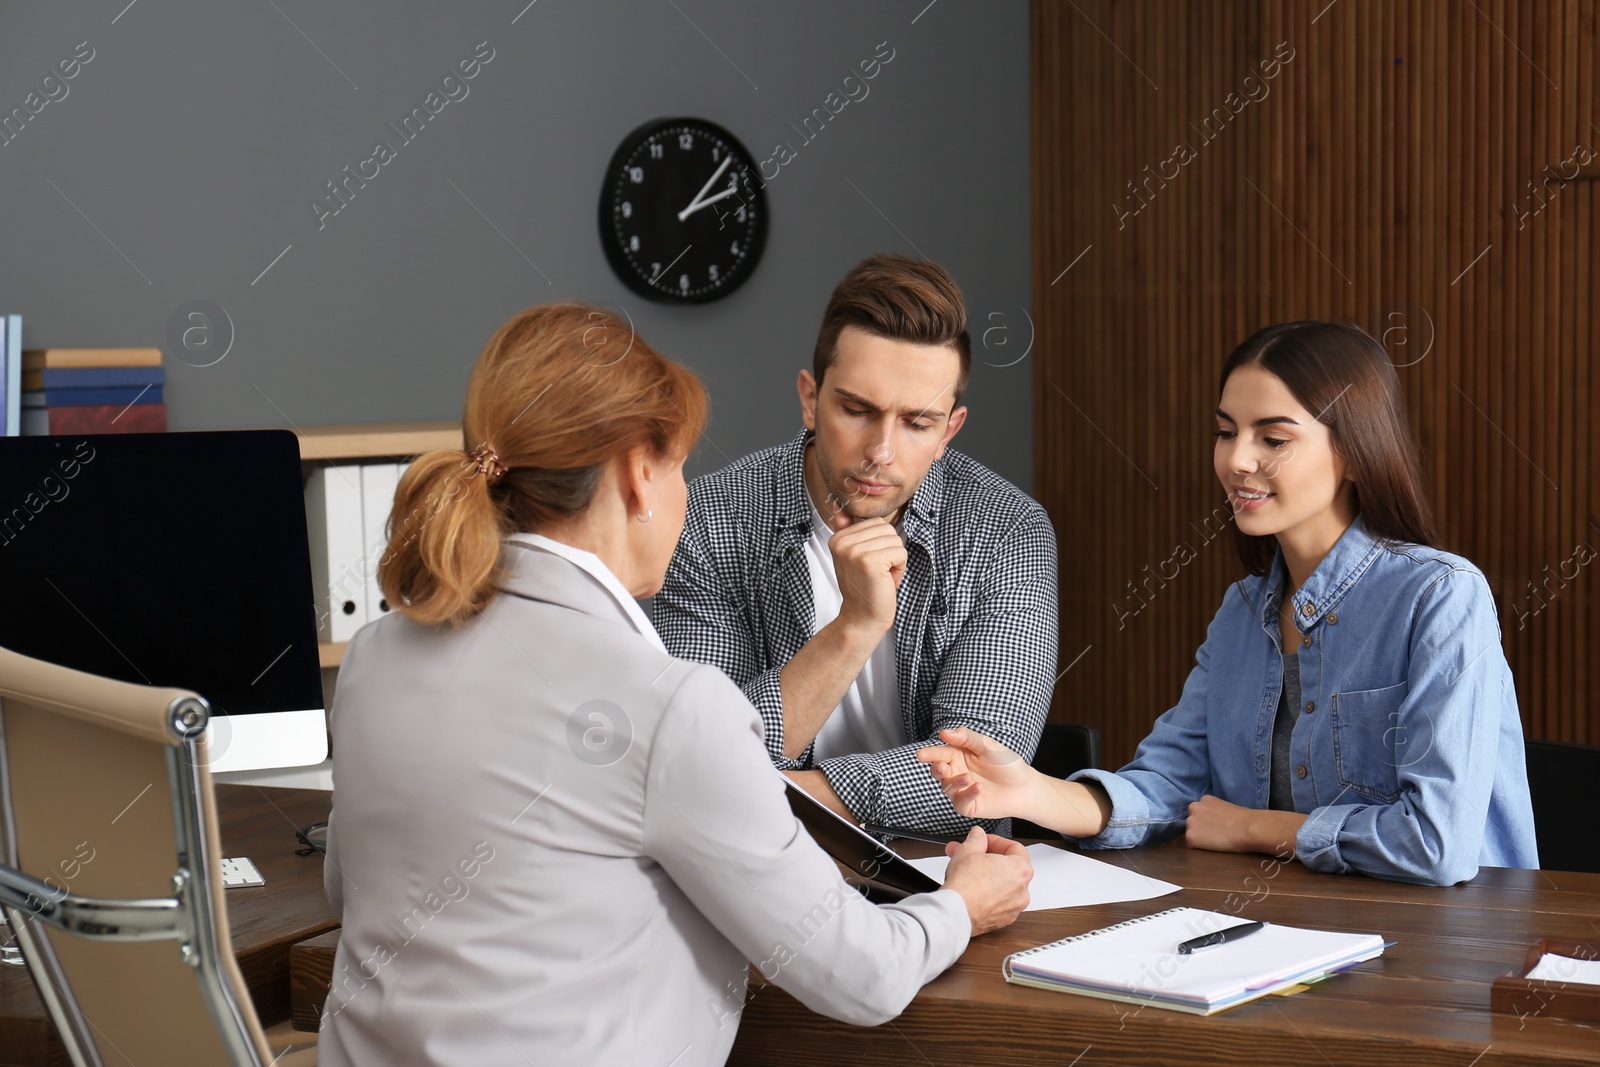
<box><xmin>636</xmin><ymin>509</ymin><xmax>653</xmax><ymax>523</ymax></box>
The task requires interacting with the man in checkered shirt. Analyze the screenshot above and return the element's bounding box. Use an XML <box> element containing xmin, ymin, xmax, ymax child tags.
<box><xmin>647</xmin><ymin>254</ymin><xmax>1059</xmax><ymax>835</ymax></box>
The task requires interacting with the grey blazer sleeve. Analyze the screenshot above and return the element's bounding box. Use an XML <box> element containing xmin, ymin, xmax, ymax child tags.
<box><xmin>642</xmin><ymin>663</ymin><xmax>971</xmax><ymax>1026</ymax></box>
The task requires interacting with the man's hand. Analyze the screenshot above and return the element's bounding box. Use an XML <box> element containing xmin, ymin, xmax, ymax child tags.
<box><xmin>1185</xmin><ymin>795</ymin><xmax>1304</xmax><ymax>859</ymax></box>
<box><xmin>940</xmin><ymin>827</ymin><xmax>1032</xmax><ymax>935</ymax></box>
<box><xmin>775</xmin><ymin>510</ymin><xmax>906</xmax><ymax>758</ymax></box>
<box><xmin>826</xmin><ymin>511</ymin><xmax>907</xmax><ymax>639</ymax></box>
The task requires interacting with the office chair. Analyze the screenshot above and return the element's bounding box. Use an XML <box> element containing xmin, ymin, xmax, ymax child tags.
<box><xmin>1012</xmin><ymin>723</ymin><xmax>1103</xmax><ymax>839</ymax></box>
<box><xmin>1526</xmin><ymin>739</ymin><xmax>1600</xmax><ymax>874</ymax></box>
<box><xmin>0</xmin><ymin>645</ymin><xmax>314</xmax><ymax>1066</ymax></box>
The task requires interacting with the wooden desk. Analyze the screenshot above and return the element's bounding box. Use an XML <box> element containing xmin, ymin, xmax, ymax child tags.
<box><xmin>0</xmin><ymin>785</ymin><xmax>336</xmax><ymax>1067</ymax></box>
<box><xmin>728</xmin><ymin>844</ymin><xmax>1600</xmax><ymax>1066</ymax></box>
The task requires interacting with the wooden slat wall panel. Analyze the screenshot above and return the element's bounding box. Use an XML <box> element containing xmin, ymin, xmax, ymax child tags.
<box><xmin>1032</xmin><ymin>0</ymin><xmax>1598</xmax><ymax>768</ymax></box>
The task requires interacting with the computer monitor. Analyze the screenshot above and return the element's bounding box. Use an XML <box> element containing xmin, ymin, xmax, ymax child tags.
<box><xmin>0</xmin><ymin>430</ymin><xmax>328</xmax><ymax>774</ymax></box>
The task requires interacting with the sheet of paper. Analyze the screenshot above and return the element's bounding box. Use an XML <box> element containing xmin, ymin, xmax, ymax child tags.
<box><xmin>907</xmin><ymin>842</ymin><xmax>1181</xmax><ymax>910</ymax></box>
<box><xmin>1526</xmin><ymin>952</ymin><xmax>1600</xmax><ymax>986</ymax></box>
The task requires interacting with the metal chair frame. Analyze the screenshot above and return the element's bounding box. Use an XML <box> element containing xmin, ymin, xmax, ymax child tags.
<box><xmin>0</xmin><ymin>693</ymin><xmax>266</xmax><ymax>1067</ymax></box>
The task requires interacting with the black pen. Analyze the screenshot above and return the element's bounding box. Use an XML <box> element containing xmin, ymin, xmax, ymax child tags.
<box><xmin>1177</xmin><ymin>921</ymin><xmax>1265</xmax><ymax>955</ymax></box>
<box><xmin>862</xmin><ymin>824</ymin><xmax>966</xmax><ymax>845</ymax></box>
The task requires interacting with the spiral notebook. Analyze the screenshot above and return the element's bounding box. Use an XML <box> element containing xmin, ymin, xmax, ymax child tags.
<box><xmin>1003</xmin><ymin>907</ymin><xmax>1385</xmax><ymax>1015</ymax></box>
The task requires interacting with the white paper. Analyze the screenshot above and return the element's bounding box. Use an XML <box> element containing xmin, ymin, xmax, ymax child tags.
<box><xmin>907</xmin><ymin>842</ymin><xmax>1181</xmax><ymax>910</ymax></box>
<box><xmin>1525</xmin><ymin>952</ymin><xmax>1600</xmax><ymax>986</ymax></box>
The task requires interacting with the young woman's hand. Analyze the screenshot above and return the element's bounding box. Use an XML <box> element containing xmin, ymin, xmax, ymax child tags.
<box><xmin>917</xmin><ymin>727</ymin><xmax>1040</xmax><ymax>821</ymax></box>
<box><xmin>1185</xmin><ymin>795</ymin><xmax>1304</xmax><ymax>858</ymax></box>
<box><xmin>919</xmin><ymin>726</ymin><xmax>1114</xmax><ymax>837</ymax></box>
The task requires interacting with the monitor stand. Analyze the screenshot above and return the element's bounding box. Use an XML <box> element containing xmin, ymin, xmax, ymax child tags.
<box><xmin>214</xmin><ymin>759</ymin><xmax>333</xmax><ymax>791</ymax></box>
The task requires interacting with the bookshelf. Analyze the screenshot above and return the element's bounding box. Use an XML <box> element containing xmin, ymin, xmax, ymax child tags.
<box><xmin>296</xmin><ymin>421</ymin><xmax>461</xmax><ymax>462</ymax></box>
<box><xmin>296</xmin><ymin>421</ymin><xmax>462</xmax><ymax>669</ymax></box>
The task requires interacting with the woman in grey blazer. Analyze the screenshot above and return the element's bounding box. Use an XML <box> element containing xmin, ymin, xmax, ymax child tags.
<box><xmin>317</xmin><ymin>304</ymin><xmax>1032</xmax><ymax>1067</ymax></box>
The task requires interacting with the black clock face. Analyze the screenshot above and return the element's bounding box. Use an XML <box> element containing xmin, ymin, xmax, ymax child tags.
<box><xmin>599</xmin><ymin>118</ymin><xmax>768</xmax><ymax>304</ymax></box>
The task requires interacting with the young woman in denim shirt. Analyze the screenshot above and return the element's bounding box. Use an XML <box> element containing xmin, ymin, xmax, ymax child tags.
<box><xmin>920</xmin><ymin>322</ymin><xmax>1537</xmax><ymax>886</ymax></box>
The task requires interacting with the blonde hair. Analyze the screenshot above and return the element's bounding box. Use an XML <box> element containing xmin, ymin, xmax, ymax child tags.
<box><xmin>378</xmin><ymin>304</ymin><xmax>707</xmax><ymax>625</ymax></box>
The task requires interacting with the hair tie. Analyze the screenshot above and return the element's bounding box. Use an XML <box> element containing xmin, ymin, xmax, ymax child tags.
<box><xmin>467</xmin><ymin>444</ymin><xmax>507</xmax><ymax>483</ymax></box>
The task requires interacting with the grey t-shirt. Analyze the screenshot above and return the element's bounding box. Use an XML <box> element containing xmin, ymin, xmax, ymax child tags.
<box><xmin>1269</xmin><ymin>652</ymin><xmax>1302</xmax><ymax>811</ymax></box>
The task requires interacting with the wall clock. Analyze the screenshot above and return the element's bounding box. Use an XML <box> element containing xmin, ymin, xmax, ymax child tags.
<box><xmin>598</xmin><ymin>117</ymin><xmax>768</xmax><ymax>304</ymax></box>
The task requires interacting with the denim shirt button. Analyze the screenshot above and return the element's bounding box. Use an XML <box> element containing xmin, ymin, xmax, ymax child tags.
<box><xmin>1296</xmin><ymin>765</ymin><xmax>1307</xmax><ymax>779</ymax></box>
<box><xmin>1327</xmin><ymin>612</ymin><xmax>1339</xmax><ymax>624</ymax></box>
<box><xmin>1304</xmin><ymin>700</ymin><xmax>1315</xmax><ymax>714</ymax></box>
<box><xmin>1302</xmin><ymin>636</ymin><xmax>1313</xmax><ymax>648</ymax></box>
<box><xmin>1301</xmin><ymin>602</ymin><xmax>1315</xmax><ymax>618</ymax></box>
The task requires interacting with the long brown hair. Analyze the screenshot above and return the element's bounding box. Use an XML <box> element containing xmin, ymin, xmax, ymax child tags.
<box><xmin>1221</xmin><ymin>321</ymin><xmax>1440</xmax><ymax>575</ymax></box>
<box><xmin>378</xmin><ymin>304</ymin><xmax>707</xmax><ymax>624</ymax></box>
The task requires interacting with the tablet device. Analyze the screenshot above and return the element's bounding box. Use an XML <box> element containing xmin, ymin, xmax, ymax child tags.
<box><xmin>781</xmin><ymin>772</ymin><xmax>941</xmax><ymax>899</ymax></box>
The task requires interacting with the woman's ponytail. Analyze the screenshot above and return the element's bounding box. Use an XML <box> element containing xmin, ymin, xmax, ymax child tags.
<box><xmin>377</xmin><ymin>303</ymin><xmax>707</xmax><ymax>625</ymax></box>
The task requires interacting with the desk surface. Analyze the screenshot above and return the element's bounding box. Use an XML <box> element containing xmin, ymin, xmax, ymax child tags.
<box><xmin>0</xmin><ymin>785</ymin><xmax>335</xmax><ymax>1067</ymax></box>
<box><xmin>7</xmin><ymin>802</ymin><xmax>1595</xmax><ymax>1066</ymax></box>
<box><xmin>729</xmin><ymin>843</ymin><xmax>1600</xmax><ymax>1066</ymax></box>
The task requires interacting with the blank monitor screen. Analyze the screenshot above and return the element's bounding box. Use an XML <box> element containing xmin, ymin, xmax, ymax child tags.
<box><xmin>0</xmin><ymin>430</ymin><xmax>327</xmax><ymax>771</ymax></box>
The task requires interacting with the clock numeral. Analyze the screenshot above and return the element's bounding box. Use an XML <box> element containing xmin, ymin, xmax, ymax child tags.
<box><xmin>679</xmin><ymin>274</ymin><xmax>690</xmax><ymax>291</ymax></box>
<box><xmin>621</xmin><ymin>201</ymin><xmax>632</xmax><ymax>218</ymax></box>
<box><xmin>712</xmin><ymin>147</ymin><xmax>721</xmax><ymax>162</ymax></box>
<box><xmin>629</xmin><ymin>166</ymin><xmax>644</xmax><ymax>184</ymax></box>
<box><xmin>650</xmin><ymin>262</ymin><xmax>662</xmax><ymax>279</ymax></box>
<box><xmin>648</xmin><ymin>143</ymin><xmax>664</xmax><ymax>160</ymax></box>
<box><xmin>736</xmin><ymin>206</ymin><xmax>747</xmax><ymax>223</ymax></box>
<box><xmin>730</xmin><ymin>241</ymin><xmax>740</xmax><ymax>255</ymax></box>
<box><xmin>709</xmin><ymin>264</ymin><xmax>720</xmax><ymax>282</ymax></box>
<box><xmin>678</xmin><ymin>133</ymin><xmax>694</xmax><ymax>150</ymax></box>
<box><xmin>629</xmin><ymin>235</ymin><xmax>640</xmax><ymax>252</ymax></box>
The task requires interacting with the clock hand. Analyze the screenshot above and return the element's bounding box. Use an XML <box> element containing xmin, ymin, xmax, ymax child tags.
<box><xmin>677</xmin><ymin>155</ymin><xmax>734</xmax><ymax>222</ymax></box>
<box><xmin>678</xmin><ymin>182</ymin><xmax>742</xmax><ymax>221</ymax></box>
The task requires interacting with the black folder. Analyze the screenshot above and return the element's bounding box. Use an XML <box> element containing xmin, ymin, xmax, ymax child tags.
<box><xmin>781</xmin><ymin>774</ymin><xmax>941</xmax><ymax>900</ymax></box>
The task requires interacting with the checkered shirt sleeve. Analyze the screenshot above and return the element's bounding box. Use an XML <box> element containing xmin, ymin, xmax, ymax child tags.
<box><xmin>647</xmin><ymin>504</ymin><xmax>806</xmax><ymax>769</ymax></box>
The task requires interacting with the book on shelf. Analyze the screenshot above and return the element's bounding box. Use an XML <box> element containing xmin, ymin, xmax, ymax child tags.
<box><xmin>17</xmin><ymin>347</ymin><xmax>169</xmax><ymax>436</ymax></box>
<box><xmin>2</xmin><ymin>315</ymin><xmax>20</xmax><ymax>437</ymax></box>
<box><xmin>21</xmin><ymin>347</ymin><xmax>163</xmax><ymax>369</ymax></box>
<box><xmin>22</xmin><ymin>385</ymin><xmax>164</xmax><ymax>408</ymax></box>
<box><xmin>21</xmin><ymin>366</ymin><xmax>165</xmax><ymax>392</ymax></box>
<box><xmin>24</xmin><ymin>403</ymin><xmax>168</xmax><ymax>436</ymax></box>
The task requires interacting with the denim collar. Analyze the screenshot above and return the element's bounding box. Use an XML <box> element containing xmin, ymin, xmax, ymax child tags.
<box><xmin>1258</xmin><ymin>515</ymin><xmax>1385</xmax><ymax>634</ymax></box>
<box><xmin>773</xmin><ymin>428</ymin><xmax>943</xmax><ymax>553</ymax></box>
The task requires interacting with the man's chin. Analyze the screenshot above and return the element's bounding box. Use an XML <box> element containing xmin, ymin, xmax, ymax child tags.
<box><xmin>837</xmin><ymin>493</ymin><xmax>906</xmax><ymax>522</ymax></box>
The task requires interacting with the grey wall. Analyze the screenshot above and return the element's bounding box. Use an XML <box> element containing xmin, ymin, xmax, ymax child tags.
<box><xmin>0</xmin><ymin>0</ymin><xmax>1032</xmax><ymax>488</ymax></box>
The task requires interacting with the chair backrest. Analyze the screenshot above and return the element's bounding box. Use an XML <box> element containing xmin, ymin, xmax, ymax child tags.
<box><xmin>1012</xmin><ymin>723</ymin><xmax>1103</xmax><ymax>839</ymax></box>
<box><xmin>0</xmin><ymin>645</ymin><xmax>273</xmax><ymax>1067</ymax></box>
<box><xmin>1526</xmin><ymin>739</ymin><xmax>1600</xmax><ymax>874</ymax></box>
<box><xmin>1030</xmin><ymin>723</ymin><xmax>1102</xmax><ymax>782</ymax></box>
